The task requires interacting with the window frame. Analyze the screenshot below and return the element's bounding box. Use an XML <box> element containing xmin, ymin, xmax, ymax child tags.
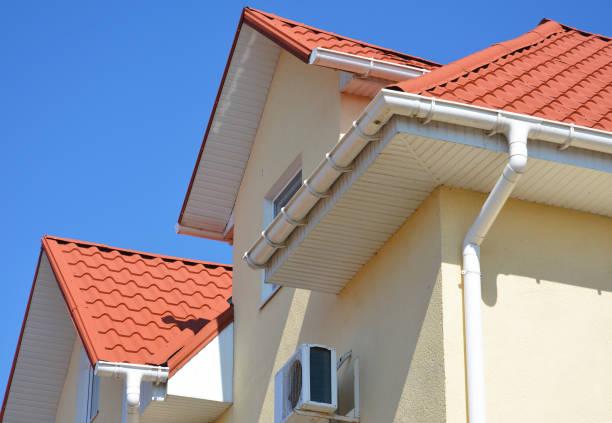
<box><xmin>260</xmin><ymin>156</ymin><xmax>302</xmax><ymax>308</ymax></box>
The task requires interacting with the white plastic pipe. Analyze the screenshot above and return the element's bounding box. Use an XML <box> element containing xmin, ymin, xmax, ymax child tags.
<box><xmin>95</xmin><ymin>361</ymin><xmax>169</xmax><ymax>423</ymax></box>
<box><xmin>309</xmin><ymin>48</ymin><xmax>428</xmax><ymax>81</ymax></box>
<box><xmin>462</xmin><ymin>121</ymin><xmax>529</xmax><ymax>423</ymax></box>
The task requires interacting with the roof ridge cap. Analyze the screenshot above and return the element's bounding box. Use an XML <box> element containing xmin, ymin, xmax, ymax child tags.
<box><xmin>391</xmin><ymin>19</ymin><xmax>567</xmax><ymax>93</ymax></box>
<box><xmin>43</xmin><ymin>235</ymin><xmax>232</xmax><ymax>270</ymax></box>
<box><xmin>540</xmin><ymin>18</ymin><xmax>612</xmax><ymax>41</ymax></box>
<box><xmin>244</xmin><ymin>7</ymin><xmax>440</xmax><ymax>67</ymax></box>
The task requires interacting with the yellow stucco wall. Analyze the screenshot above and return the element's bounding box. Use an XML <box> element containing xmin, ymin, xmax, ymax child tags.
<box><xmin>55</xmin><ymin>337</ymin><xmax>124</xmax><ymax>423</ymax></box>
<box><xmin>439</xmin><ymin>186</ymin><xmax>612</xmax><ymax>423</ymax></box>
<box><xmin>226</xmin><ymin>49</ymin><xmax>447</xmax><ymax>423</ymax></box>
<box><xmin>55</xmin><ymin>337</ymin><xmax>80</xmax><ymax>423</ymax></box>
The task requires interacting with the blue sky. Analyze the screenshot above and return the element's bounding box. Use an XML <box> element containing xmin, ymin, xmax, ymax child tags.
<box><xmin>1</xmin><ymin>0</ymin><xmax>609</xmax><ymax>403</ymax></box>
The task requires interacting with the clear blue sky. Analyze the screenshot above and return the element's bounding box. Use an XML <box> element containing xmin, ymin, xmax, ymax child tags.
<box><xmin>1</xmin><ymin>0</ymin><xmax>609</xmax><ymax>402</ymax></box>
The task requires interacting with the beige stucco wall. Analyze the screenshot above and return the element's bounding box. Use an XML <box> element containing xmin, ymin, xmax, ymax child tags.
<box><xmin>439</xmin><ymin>186</ymin><xmax>612</xmax><ymax>423</ymax></box>
<box><xmin>55</xmin><ymin>337</ymin><xmax>124</xmax><ymax>423</ymax></box>
<box><xmin>226</xmin><ymin>49</ymin><xmax>446</xmax><ymax>423</ymax></box>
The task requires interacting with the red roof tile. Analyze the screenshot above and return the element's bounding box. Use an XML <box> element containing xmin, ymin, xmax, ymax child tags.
<box><xmin>243</xmin><ymin>8</ymin><xmax>440</xmax><ymax>69</ymax></box>
<box><xmin>42</xmin><ymin>235</ymin><xmax>232</xmax><ymax>376</ymax></box>
<box><xmin>392</xmin><ymin>20</ymin><xmax>612</xmax><ymax>132</ymax></box>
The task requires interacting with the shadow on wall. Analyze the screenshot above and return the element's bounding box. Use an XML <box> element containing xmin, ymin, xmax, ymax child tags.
<box><xmin>475</xmin><ymin>199</ymin><xmax>612</xmax><ymax>307</ymax></box>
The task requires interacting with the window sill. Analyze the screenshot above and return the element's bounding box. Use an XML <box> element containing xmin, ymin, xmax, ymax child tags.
<box><xmin>259</xmin><ymin>285</ymin><xmax>281</xmax><ymax>310</ymax></box>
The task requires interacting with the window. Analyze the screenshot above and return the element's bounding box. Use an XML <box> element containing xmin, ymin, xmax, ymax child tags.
<box><xmin>261</xmin><ymin>157</ymin><xmax>302</xmax><ymax>306</ymax></box>
<box><xmin>77</xmin><ymin>346</ymin><xmax>100</xmax><ymax>422</ymax></box>
<box><xmin>273</xmin><ymin>171</ymin><xmax>302</xmax><ymax>216</ymax></box>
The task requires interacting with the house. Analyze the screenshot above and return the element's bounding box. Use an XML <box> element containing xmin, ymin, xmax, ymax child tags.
<box><xmin>1</xmin><ymin>236</ymin><xmax>233</xmax><ymax>423</ymax></box>
<box><xmin>179</xmin><ymin>7</ymin><xmax>612</xmax><ymax>423</ymax></box>
<box><xmin>3</xmin><ymin>6</ymin><xmax>611</xmax><ymax>423</ymax></box>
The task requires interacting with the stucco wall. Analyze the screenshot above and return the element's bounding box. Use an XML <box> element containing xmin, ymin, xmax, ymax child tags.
<box><xmin>439</xmin><ymin>186</ymin><xmax>612</xmax><ymax>423</ymax></box>
<box><xmin>55</xmin><ymin>338</ymin><xmax>124</xmax><ymax>423</ymax></box>
<box><xmin>227</xmin><ymin>49</ymin><xmax>446</xmax><ymax>422</ymax></box>
<box><xmin>55</xmin><ymin>338</ymin><xmax>81</xmax><ymax>423</ymax></box>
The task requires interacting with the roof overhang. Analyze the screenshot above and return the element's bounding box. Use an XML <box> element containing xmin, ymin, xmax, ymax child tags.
<box><xmin>177</xmin><ymin>15</ymin><xmax>431</xmax><ymax>243</ymax></box>
<box><xmin>1</xmin><ymin>252</ymin><xmax>77</xmax><ymax>422</ymax></box>
<box><xmin>244</xmin><ymin>90</ymin><xmax>612</xmax><ymax>293</ymax></box>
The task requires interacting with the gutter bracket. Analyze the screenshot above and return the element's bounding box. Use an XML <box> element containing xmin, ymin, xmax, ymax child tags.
<box><xmin>326</xmin><ymin>152</ymin><xmax>353</xmax><ymax>172</ymax></box>
<box><xmin>559</xmin><ymin>123</ymin><xmax>575</xmax><ymax>150</ymax></box>
<box><xmin>487</xmin><ymin>111</ymin><xmax>503</xmax><ymax>137</ymax></box>
<box><xmin>352</xmin><ymin>121</ymin><xmax>381</xmax><ymax>141</ymax></box>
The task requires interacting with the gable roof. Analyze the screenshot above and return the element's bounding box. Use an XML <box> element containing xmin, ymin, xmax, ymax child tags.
<box><xmin>42</xmin><ymin>235</ymin><xmax>232</xmax><ymax>374</ymax></box>
<box><xmin>391</xmin><ymin>19</ymin><xmax>612</xmax><ymax>131</ymax></box>
<box><xmin>177</xmin><ymin>7</ymin><xmax>440</xmax><ymax>242</ymax></box>
<box><xmin>242</xmin><ymin>7</ymin><xmax>440</xmax><ymax>69</ymax></box>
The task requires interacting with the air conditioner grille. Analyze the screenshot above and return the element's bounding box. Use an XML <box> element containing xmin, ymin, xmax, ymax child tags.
<box><xmin>310</xmin><ymin>347</ymin><xmax>332</xmax><ymax>404</ymax></box>
<box><xmin>289</xmin><ymin>359</ymin><xmax>302</xmax><ymax>409</ymax></box>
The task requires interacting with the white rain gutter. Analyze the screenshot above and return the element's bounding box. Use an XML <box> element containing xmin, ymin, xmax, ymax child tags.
<box><xmin>309</xmin><ymin>47</ymin><xmax>428</xmax><ymax>80</ymax></box>
<box><xmin>95</xmin><ymin>361</ymin><xmax>169</xmax><ymax>423</ymax></box>
<box><xmin>242</xmin><ymin>89</ymin><xmax>612</xmax><ymax>421</ymax></box>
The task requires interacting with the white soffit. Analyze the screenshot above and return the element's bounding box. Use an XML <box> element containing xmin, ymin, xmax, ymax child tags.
<box><xmin>267</xmin><ymin>117</ymin><xmax>612</xmax><ymax>293</ymax></box>
<box><xmin>141</xmin><ymin>395</ymin><xmax>231</xmax><ymax>423</ymax></box>
<box><xmin>140</xmin><ymin>324</ymin><xmax>233</xmax><ymax>423</ymax></box>
<box><xmin>2</xmin><ymin>253</ymin><xmax>76</xmax><ymax>422</ymax></box>
<box><xmin>180</xmin><ymin>24</ymin><xmax>281</xmax><ymax>237</ymax></box>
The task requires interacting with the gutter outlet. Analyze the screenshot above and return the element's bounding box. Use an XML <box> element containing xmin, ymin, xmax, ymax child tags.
<box><xmin>95</xmin><ymin>361</ymin><xmax>169</xmax><ymax>423</ymax></box>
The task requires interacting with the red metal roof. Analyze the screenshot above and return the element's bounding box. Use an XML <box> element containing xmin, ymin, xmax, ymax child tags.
<box><xmin>42</xmin><ymin>235</ymin><xmax>232</xmax><ymax>376</ymax></box>
<box><xmin>392</xmin><ymin>20</ymin><xmax>612</xmax><ymax>132</ymax></box>
<box><xmin>243</xmin><ymin>7</ymin><xmax>440</xmax><ymax>69</ymax></box>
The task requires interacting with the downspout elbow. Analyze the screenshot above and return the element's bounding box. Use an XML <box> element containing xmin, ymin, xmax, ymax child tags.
<box><xmin>125</xmin><ymin>371</ymin><xmax>143</xmax><ymax>415</ymax></box>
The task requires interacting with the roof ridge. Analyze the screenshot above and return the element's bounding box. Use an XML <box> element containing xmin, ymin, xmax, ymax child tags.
<box><xmin>540</xmin><ymin>18</ymin><xmax>611</xmax><ymax>41</ymax></box>
<box><xmin>42</xmin><ymin>235</ymin><xmax>232</xmax><ymax>270</ymax></box>
<box><xmin>244</xmin><ymin>7</ymin><xmax>440</xmax><ymax>67</ymax></box>
<box><xmin>391</xmin><ymin>19</ymin><xmax>569</xmax><ymax>93</ymax></box>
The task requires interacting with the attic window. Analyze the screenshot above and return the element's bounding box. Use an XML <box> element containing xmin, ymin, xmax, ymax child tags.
<box><xmin>261</xmin><ymin>156</ymin><xmax>302</xmax><ymax>307</ymax></box>
<box><xmin>273</xmin><ymin>170</ymin><xmax>302</xmax><ymax>217</ymax></box>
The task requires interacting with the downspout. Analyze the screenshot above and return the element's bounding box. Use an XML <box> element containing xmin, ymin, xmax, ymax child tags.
<box><xmin>95</xmin><ymin>361</ymin><xmax>169</xmax><ymax>423</ymax></box>
<box><xmin>461</xmin><ymin>121</ymin><xmax>529</xmax><ymax>423</ymax></box>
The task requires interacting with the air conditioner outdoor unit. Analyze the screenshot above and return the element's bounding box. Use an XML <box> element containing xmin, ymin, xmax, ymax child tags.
<box><xmin>274</xmin><ymin>344</ymin><xmax>338</xmax><ymax>423</ymax></box>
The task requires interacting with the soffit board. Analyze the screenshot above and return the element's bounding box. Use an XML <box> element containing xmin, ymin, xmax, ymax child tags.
<box><xmin>267</xmin><ymin>117</ymin><xmax>612</xmax><ymax>293</ymax></box>
<box><xmin>1</xmin><ymin>253</ymin><xmax>76</xmax><ymax>422</ymax></box>
<box><xmin>179</xmin><ymin>25</ymin><xmax>281</xmax><ymax>239</ymax></box>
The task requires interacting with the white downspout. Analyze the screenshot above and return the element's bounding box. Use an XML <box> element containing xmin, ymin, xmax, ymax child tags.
<box><xmin>95</xmin><ymin>361</ymin><xmax>169</xmax><ymax>423</ymax></box>
<box><xmin>462</xmin><ymin>121</ymin><xmax>529</xmax><ymax>423</ymax></box>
